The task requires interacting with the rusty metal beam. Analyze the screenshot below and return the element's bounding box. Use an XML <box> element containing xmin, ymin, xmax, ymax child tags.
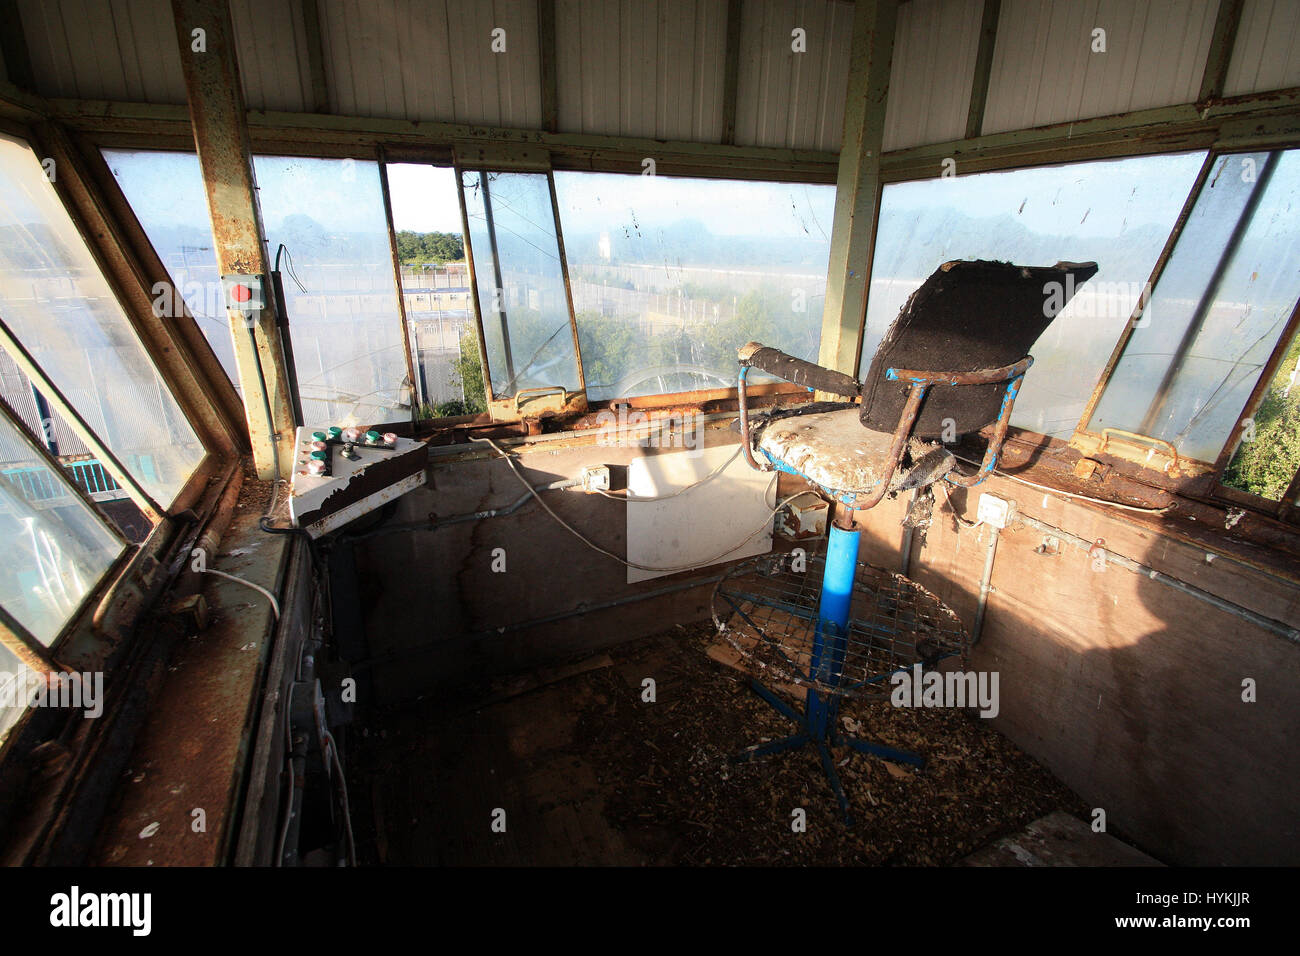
<box><xmin>816</xmin><ymin>0</ymin><xmax>898</xmax><ymax>381</ymax></box>
<box><xmin>883</xmin><ymin>88</ymin><xmax>1300</xmax><ymax>183</ymax></box>
<box><xmin>40</xmin><ymin>84</ymin><xmax>1300</xmax><ymax>187</ymax></box>
<box><xmin>171</xmin><ymin>0</ymin><xmax>297</xmax><ymax>479</ymax></box>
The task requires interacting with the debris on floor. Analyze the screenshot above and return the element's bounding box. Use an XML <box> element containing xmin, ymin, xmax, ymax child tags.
<box><xmin>349</xmin><ymin>622</ymin><xmax>1089</xmax><ymax>865</ymax></box>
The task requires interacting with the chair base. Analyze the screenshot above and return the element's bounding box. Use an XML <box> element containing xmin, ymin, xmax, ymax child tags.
<box><xmin>737</xmin><ymin>678</ymin><xmax>924</xmax><ymax>826</ymax></box>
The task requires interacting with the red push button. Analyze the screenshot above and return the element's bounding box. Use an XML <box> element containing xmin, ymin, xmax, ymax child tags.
<box><xmin>232</xmin><ymin>283</ymin><xmax>252</xmax><ymax>303</ymax></box>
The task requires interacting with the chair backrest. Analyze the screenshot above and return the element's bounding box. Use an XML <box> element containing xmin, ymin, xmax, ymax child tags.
<box><xmin>860</xmin><ymin>259</ymin><xmax>1098</xmax><ymax>437</ymax></box>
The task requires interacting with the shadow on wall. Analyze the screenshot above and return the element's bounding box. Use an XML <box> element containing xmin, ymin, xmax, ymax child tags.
<box><xmin>897</xmin><ymin>484</ymin><xmax>1300</xmax><ymax>867</ymax></box>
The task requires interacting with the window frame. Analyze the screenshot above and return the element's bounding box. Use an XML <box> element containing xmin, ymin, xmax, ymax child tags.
<box><xmin>70</xmin><ymin>123</ymin><xmax>1300</xmax><ymax>521</ymax></box>
<box><xmin>0</xmin><ymin>123</ymin><xmax>240</xmax><ymax>699</ymax></box>
<box><xmin>1065</xmin><ymin>146</ymin><xmax>1300</xmax><ymax>521</ymax></box>
<box><xmin>453</xmin><ymin>161</ymin><xmax>590</xmax><ymax>423</ymax></box>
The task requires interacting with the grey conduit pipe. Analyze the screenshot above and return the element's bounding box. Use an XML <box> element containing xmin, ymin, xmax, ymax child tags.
<box><xmin>1017</xmin><ymin>513</ymin><xmax>1300</xmax><ymax>646</ymax></box>
<box><xmin>348</xmin><ymin>478</ymin><xmax>583</xmax><ymax>539</ymax></box>
<box><xmin>971</xmin><ymin>526</ymin><xmax>1000</xmax><ymax>645</ymax></box>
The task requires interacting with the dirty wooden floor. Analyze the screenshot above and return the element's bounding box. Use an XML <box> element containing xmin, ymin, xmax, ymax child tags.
<box><xmin>347</xmin><ymin>622</ymin><xmax>1086</xmax><ymax>866</ymax></box>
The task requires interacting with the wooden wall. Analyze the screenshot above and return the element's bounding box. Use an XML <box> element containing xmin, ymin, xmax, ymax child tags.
<box><xmin>852</xmin><ymin>475</ymin><xmax>1300</xmax><ymax>866</ymax></box>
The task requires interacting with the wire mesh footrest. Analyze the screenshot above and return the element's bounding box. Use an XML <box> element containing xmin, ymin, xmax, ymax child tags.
<box><xmin>711</xmin><ymin>548</ymin><xmax>970</xmax><ymax>700</ymax></box>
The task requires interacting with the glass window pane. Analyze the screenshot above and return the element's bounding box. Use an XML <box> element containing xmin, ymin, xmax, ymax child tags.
<box><xmin>862</xmin><ymin>152</ymin><xmax>1207</xmax><ymax>439</ymax></box>
<box><xmin>460</xmin><ymin>171</ymin><xmax>581</xmax><ymax>397</ymax></box>
<box><xmin>385</xmin><ymin>164</ymin><xmax>481</xmax><ymax>417</ymax></box>
<box><xmin>1089</xmin><ymin>150</ymin><xmax>1300</xmax><ymax>462</ymax></box>
<box><xmin>254</xmin><ymin>156</ymin><xmax>412</xmax><ymax>425</ymax></box>
<box><xmin>554</xmin><ymin>172</ymin><xmax>835</xmax><ymax>400</ymax></box>
<box><xmin>0</xmin><ymin>352</ymin><xmax>150</xmax><ymax>543</ymax></box>
<box><xmin>0</xmin><ymin>133</ymin><xmax>206</xmax><ymax>507</ymax></box>
<box><xmin>0</xmin><ymin>412</ymin><xmax>123</xmax><ymax>646</ymax></box>
<box><xmin>1221</xmin><ymin>327</ymin><xmax>1299</xmax><ymax>500</ymax></box>
<box><xmin>102</xmin><ymin>149</ymin><xmax>238</xmax><ymax>389</ymax></box>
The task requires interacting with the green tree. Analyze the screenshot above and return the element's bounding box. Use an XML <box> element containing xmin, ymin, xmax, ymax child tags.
<box><xmin>396</xmin><ymin>230</ymin><xmax>464</xmax><ymax>265</ymax></box>
<box><xmin>1222</xmin><ymin>335</ymin><xmax>1300</xmax><ymax>500</ymax></box>
<box><xmin>429</xmin><ymin>329</ymin><xmax>487</xmax><ymax>417</ymax></box>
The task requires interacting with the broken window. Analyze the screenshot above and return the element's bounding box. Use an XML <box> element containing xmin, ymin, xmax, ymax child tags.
<box><xmin>255</xmin><ymin>156</ymin><xmax>414</xmax><ymax>426</ymax></box>
<box><xmin>862</xmin><ymin>152</ymin><xmax>1207</xmax><ymax>439</ymax></box>
<box><xmin>0</xmin><ymin>133</ymin><xmax>205</xmax><ymax>509</ymax></box>
<box><xmin>553</xmin><ymin>172</ymin><xmax>835</xmax><ymax>401</ymax></box>
<box><xmin>384</xmin><ymin>163</ymin><xmax>480</xmax><ymax>417</ymax></box>
<box><xmin>1087</xmin><ymin>150</ymin><xmax>1300</xmax><ymax>465</ymax></box>
<box><xmin>459</xmin><ymin>170</ymin><xmax>584</xmax><ymax>403</ymax></box>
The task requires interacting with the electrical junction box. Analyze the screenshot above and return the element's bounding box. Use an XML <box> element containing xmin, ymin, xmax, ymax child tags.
<box><xmin>976</xmin><ymin>493</ymin><xmax>1016</xmax><ymax>529</ymax></box>
<box><xmin>580</xmin><ymin>465</ymin><xmax>610</xmax><ymax>493</ymax></box>
<box><xmin>221</xmin><ymin>273</ymin><xmax>266</xmax><ymax>312</ymax></box>
<box><xmin>777</xmin><ymin>491</ymin><xmax>829</xmax><ymax>539</ymax></box>
<box><xmin>289</xmin><ymin>425</ymin><xmax>428</xmax><ymax>538</ymax></box>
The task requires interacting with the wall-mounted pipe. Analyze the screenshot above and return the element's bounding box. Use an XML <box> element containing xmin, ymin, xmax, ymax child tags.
<box><xmin>349</xmin><ymin>478</ymin><xmax>583</xmax><ymax>540</ymax></box>
<box><xmin>971</xmin><ymin>526</ymin><xmax>1000</xmax><ymax>645</ymax></box>
<box><xmin>1017</xmin><ymin>513</ymin><xmax>1300</xmax><ymax>646</ymax></box>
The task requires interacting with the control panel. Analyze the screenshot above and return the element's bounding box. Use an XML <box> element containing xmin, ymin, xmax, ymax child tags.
<box><xmin>288</xmin><ymin>424</ymin><xmax>428</xmax><ymax>538</ymax></box>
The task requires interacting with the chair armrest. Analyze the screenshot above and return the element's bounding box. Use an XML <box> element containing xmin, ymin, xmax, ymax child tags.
<box><xmin>737</xmin><ymin>342</ymin><xmax>861</xmax><ymax>398</ymax></box>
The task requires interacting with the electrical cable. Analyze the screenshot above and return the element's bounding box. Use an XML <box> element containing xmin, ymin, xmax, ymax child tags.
<box><xmin>936</xmin><ymin>480</ymin><xmax>981</xmax><ymax>529</ymax></box>
<box><xmin>322</xmin><ymin>730</ymin><xmax>357</xmax><ymax>866</ymax></box>
<box><xmin>469</xmin><ymin>435</ymin><xmax>802</xmax><ymax>573</ymax></box>
<box><xmin>593</xmin><ymin>443</ymin><xmax>743</xmax><ymax>502</ymax></box>
<box><xmin>274</xmin><ymin>681</ymin><xmax>296</xmax><ymax>867</ymax></box>
<box><xmin>197</xmin><ymin>567</ymin><xmax>281</xmax><ymax>619</ymax></box>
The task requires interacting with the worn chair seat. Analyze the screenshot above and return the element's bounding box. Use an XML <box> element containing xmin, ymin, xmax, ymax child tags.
<box><xmin>758</xmin><ymin>408</ymin><xmax>939</xmax><ymax>497</ymax></box>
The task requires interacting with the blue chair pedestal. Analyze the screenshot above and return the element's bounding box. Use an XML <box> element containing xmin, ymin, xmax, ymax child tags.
<box><xmin>734</xmin><ymin>524</ymin><xmax>925</xmax><ymax>825</ymax></box>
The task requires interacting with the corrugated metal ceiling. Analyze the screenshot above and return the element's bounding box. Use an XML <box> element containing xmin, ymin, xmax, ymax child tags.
<box><xmin>733</xmin><ymin>0</ymin><xmax>854</xmax><ymax>151</ymax></box>
<box><xmin>982</xmin><ymin>0</ymin><xmax>1220</xmax><ymax>136</ymax></box>
<box><xmin>1223</xmin><ymin>0</ymin><xmax>1300</xmax><ymax>96</ymax></box>
<box><xmin>555</xmin><ymin>0</ymin><xmax>728</xmax><ymax>141</ymax></box>
<box><xmin>882</xmin><ymin>0</ymin><xmax>983</xmax><ymax>152</ymax></box>
<box><xmin>5</xmin><ymin>0</ymin><xmax>1300</xmax><ymax>151</ymax></box>
<box><xmin>18</xmin><ymin>0</ymin><xmax>186</xmax><ymax>103</ymax></box>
